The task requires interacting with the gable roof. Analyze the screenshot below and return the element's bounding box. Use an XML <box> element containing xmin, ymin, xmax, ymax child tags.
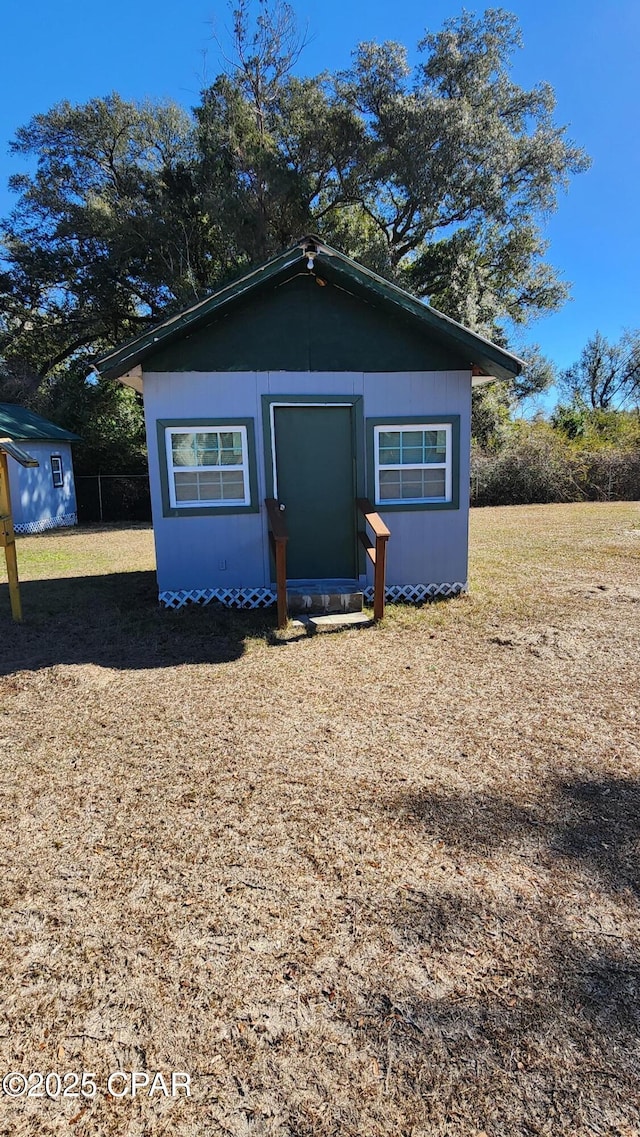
<box><xmin>0</xmin><ymin>403</ymin><xmax>80</xmax><ymax>443</ymax></box>
<box><xmin>96</xmin><ymin>235</ymin><xmax>524</xmax><ymax>384</ymax></box>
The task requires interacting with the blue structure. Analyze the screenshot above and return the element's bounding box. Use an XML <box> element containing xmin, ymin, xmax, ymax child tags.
<box><xmin>0</xmin><ymin>404</ymin><xmax>79</xmax><ymax>534</ymax></box>
<box><xmin>96</xmin><ymin>237</ymin><xmax>522</xmax><ymax>611</ymax></box>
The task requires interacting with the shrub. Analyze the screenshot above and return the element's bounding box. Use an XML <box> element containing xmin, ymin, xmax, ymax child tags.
<box><xmin>471</xmin><ymin>420</ymin><xmax>640</xmax><ymax>505</ymax></box>
<box><xmin>471</xmin><ymin>425</ymin><xmax>578</xmax><ymax>505</ymax></box>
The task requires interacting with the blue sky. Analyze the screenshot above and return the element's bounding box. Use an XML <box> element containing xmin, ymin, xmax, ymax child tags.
<box><xmin>1</xmin><ymin>0</ymin><xmax>638</xmax><ymax>402</ymax></box>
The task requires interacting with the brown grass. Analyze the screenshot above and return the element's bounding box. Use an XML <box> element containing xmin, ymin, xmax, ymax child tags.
<box><xmin>0</xmin><ymin>502</ymin><xmax>639</xmax><ymax>1136</ymax></box>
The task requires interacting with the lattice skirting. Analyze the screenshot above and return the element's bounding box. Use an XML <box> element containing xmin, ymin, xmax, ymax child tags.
<box><xmin>14</xmin><ymin>512</ymin><xmax>77</xmax><ymax>536</ymax></box>
<box><xmin>160</xmin><ymin>588</ymin><xmax>276</xmax><ymax>610</ymax></box>
<box><xmin>159</xmin><ymin>582</ymin><xmax>467</xmax><ymax>610</ymax></box>
<box><xmin>363</xmin><ymin>582</ymin><xmax>467</xmax><ymax>603</ymax></box>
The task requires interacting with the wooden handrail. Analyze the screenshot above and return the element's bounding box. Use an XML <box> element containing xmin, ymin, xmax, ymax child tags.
<box><xmin>265</xmin><ymin>497</ymin><xmax>288</xmax><ymax>542</ymax></box>
<box><xmin>357</xmin><ymin>497</ymin><xmax>390</xmax><ymax>621</ymax></box>
<box><xmin>356</xmin><ymin>498</ymin><xmax>391</xmax><ymax>540</ymax></box>
<box><xmin>265</xmin><ymin>498</ymin><xmax>288</xmax><ymax>629</ymax></box>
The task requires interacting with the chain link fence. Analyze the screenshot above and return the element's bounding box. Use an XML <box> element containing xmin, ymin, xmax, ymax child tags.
<box><xmin>75</xmin><ymin>474</ymin><xmax>151</xmax><ymax>523</ymax></box>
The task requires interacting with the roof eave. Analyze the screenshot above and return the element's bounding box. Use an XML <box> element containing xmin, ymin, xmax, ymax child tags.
<box><xmin>96</xmin><ymin>236</ymin><xmax>524</xmax><ymax>383</ymax></box>
<box><xmin>96</xmin><ymin>248</ymin><xmax>304</xmax><ymax>382</ymax></box>
<box><xmin>312</xmin><ymin>246</ymin><xmax>523</xmax><ymax>379</ymax></box>
<box><xmin>0</xmin><ymin>438</ymin><xmax>40</xmax><ymax>467</ymax></box>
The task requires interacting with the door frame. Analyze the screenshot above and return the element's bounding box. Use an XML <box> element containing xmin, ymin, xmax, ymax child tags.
<box><xmin>261</xmin><ymin>394</ymin><xmax>366</xmax><ymax>576</ymax></box>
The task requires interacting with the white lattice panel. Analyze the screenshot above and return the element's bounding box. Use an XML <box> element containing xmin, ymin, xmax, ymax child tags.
<box><xmin>160</xmin><ymin>583</ymin><xmax>466</xmax><ymax>610</ymax></box>
<box><xmin>363</xmin><ymin>582</ymin><xmax>467</xmax><ymax>603</ymax></box>
<box><xmin>14</xmin><ymin>512</ymin><xmax>77</xmax><ymax>536</ymax></box>
<box><xmin>159</xmin><ymin>588</ymin><xmax>276</xmax><ymax>610</ymax></box>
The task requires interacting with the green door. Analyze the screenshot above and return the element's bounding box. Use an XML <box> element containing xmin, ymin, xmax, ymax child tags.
<box><xmin>274</xmin><ymin>405</ymin><xmax>356</xmax><ymax>579</ymax></box>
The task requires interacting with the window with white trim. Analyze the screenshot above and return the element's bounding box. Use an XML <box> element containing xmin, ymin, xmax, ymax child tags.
<box><xmin>51</xmin><ymin>455</ymin><xmax>64</xmax><ymax>488</ymax></box>
<box><xmin>374</xmin><ymin>424</ymin><xmax>452</xmax><ymax>504</ymax></box>
<box><xmin>165</xmin><ymin>427</ymin><xmax>251</xmax><ymax>507</ymax></box>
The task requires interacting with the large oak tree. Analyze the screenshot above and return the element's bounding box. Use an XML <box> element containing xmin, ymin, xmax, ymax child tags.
<box><xmin>0</xmin><ymin>2</ymin><xmax>588</xmax><ymax>458</ymax></box>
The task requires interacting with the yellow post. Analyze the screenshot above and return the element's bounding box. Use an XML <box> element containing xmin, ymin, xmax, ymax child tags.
<box><xmin>0</xmin><ymin>450</ymin><xmax>22</xmax><ymax>622</ymax></box>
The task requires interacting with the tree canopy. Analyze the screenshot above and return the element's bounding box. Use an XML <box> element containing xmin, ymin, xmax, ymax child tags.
<box><xmin>558</xmin><ymin>330</ymin><xmax>640</xmax><ymax>412</ymax></box>
<box><xmin>0</xmin><ymin>1</ymin><xmax>590</xmax><ymax>459</ymax></box>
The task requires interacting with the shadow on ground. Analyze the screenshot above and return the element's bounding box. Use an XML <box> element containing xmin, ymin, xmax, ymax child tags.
<box><xmin>553</xmin><ymin>777</ymin><xmax>640</xmax><ymax>898</ymax></box>
<box><xmin>337</xmin><ymin>776</ymin><xmax>640</xmax><ymax>1134</ymax></box>
<box><xmin>0</xmin><ymin>571</ymin><xmax>278</xmax><ymax>673</ymax></box>
<box><xmin>348</xmin><ymin>922</ymin><xmax>640</xmax><ymax>1134</ymax></box>
<box><xmin>385</xmin><ymin>775</ymin><xmax>640</xmax><ymax>896</ymax></box>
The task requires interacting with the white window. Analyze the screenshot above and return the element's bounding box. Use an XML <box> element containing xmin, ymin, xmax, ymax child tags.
<box><xmin>374</xmin><ymin>424</ymin><xmax>452</xmax><ymax>504</ymax></box>
<box><xmin>51</xmin><ymin>455</ymin><xmax>64</xmax><ymax>488</ymax></box>
<box><xmin>165</xmin><ymin>427</ymin><xmax>251</xmax><ymax>508</ymax></box>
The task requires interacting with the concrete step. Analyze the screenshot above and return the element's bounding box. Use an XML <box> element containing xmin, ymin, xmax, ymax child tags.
<box><xmin>285</xmin><ymin>578</ymin><xmax>363</xmax><ymax>615</ymax></box>
<box><xmin>293</xmin><ymin>612</ymin><xmax>373</xmax><ymax>632</ymax></box>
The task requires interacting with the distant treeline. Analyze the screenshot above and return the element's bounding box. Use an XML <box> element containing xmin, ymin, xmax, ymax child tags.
<box><xmin>471</xmin><ymin>409</ymin><xmax>640</xmax><ymax>507</ymax></box>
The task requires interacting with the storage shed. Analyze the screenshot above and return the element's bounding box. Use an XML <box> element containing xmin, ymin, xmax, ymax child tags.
<box><xmin>97</xmin><ymin>236</ymin><xmax>522</xmax><ymax>615</ymax></box>
<box><xmin>0</xmin><ymin>404</ymin><xmax>79</xmax><ymax>534</ymax></box>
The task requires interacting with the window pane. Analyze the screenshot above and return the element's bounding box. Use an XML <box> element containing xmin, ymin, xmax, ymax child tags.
<box><xmin>419</xmin><ymin>468</ymin><xmax>446</xmax><ymax>497</ymax></box>
<box><xmin>198</xmin><ymin>449</ymin><xmax>220</xmax><ymax>467</ymax></box>
<box><xmin>376</xmin><ymin>422</ymin><xmax>450</xmax><ymax>501</ymax></box>
<box><xmin>174</xmin><ymin>473</ymin><xmax>198</xmax><ymax>501</ymax></box>
<box><xmin>401</xmin><ymin>447</ymin><xmax>424</xmax><ymax>464</ymax></box>
<box><xmin>203</xmin><ymin>474</ymin><xmax>223</xmax><ymax>500</ymax></box>
<box><xmin>172</xmin><ymin>433</ymin><xmax>196</xmax><ymax>467</ymax></box>
<box><xmin>219</xmin><ymin>431</ymin><xmax>241</xmax><ymax>450</ymax></box>
<box><xmin>216</xmin><ymin>431</ymin><xmax>243</xmax><ymax>466</ymax></box>
<box><xmin>198</xmin><ymin>471</ymin><xmax>219</xmax><ymax>489</ymax></box>
<box><xmin>379</xmin><ymin>447</ymin><xmax>400</xmax><ymax>465</ymax></box>
<box><xmin>401</xmin><ymin>473</ymin><xmax>425</xmax><ymax>499</ymax></box>
<box><xmin>219</xmin><ymin>447</ymin><xmax>243</xmax><ymax>466</ymax></box>
<box><xmin>422</xmin><ymin>430</ymin><xmax>446</xmax><ymax>463</ymax></box>
<box><xmin>379</xmin><ymin>431</ymin><xmax>400</xmax><ymax>449</ymax></box>
<box><xmin>195</xmin><ymin>431</ymin><xmax>217</xmax><ymax>449</ymax></box>
<box><xmin>402</xmin><ymin>431</ymin><xmax>423</xmax><ymax>449</ymax></box>
<box><xmin>220</xmin><ymin>471</ymin><xmax>245</xmax><ymax>500</ymax></box>
<box><xmin>378</xmin><ymin>471</ymin><xmax>401</xmax><ymax>500</ymax></box>
<box><xmin>195</xmin><ymin>432</ymin><xmax>220</xmax><ymax>466</ymax></box>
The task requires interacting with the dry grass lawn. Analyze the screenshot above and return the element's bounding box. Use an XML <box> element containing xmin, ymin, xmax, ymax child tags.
<box><xmin>0</xmin><ymin>502</ymin><xmax>639</xmax><ymax>1137</ymax></box>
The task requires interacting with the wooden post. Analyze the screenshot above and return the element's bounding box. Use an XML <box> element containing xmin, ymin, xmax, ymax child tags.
<box><xmin>265</xmin><ymin>498</ymin><xmax>289</xmax><ymax>630</ymax></box>
<box><xmin>357</xmin><ymin>499</ymin><xmax>390</xmax><ymax>623</ymax></box>
<box><xmin>374</xmin><ymin>533</ymin><xmax>387</xmax><ymax>622</ymax></box>
<box><xmin>275</xmin><ymin>539</ymin><xmax>288</xmax><ymax>630</ymax></box>
<box><xmin>0</xmin><ymin>451</ymin><xmax>22</xmax><ymax>622</ymax></box>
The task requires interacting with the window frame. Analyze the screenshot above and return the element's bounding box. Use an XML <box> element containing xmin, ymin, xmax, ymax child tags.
<box><xmin>50</xmin><ymin>454</ymin><xmax>64</xmax><ymax>489</ymax></box>
<box><xmin>366</xmin><ymin>415</ymin><xmax>460</xmax><ymax>511</ymax></box>
<box><xmin>157</xmin><ymin>418</ymin><xmax>259</xmax><ymax>517</ymax></box>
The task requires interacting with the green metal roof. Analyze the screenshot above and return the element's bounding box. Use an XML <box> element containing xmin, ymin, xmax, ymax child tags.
<box><xmin>96</xmin><ymin>236</ymin><xmax>524</xmax><ymax>383</ymax></box>
<box><xmin>0</xmin><ymin>403</ymin><xmax>80</xmax><ymax>443</ymax></box>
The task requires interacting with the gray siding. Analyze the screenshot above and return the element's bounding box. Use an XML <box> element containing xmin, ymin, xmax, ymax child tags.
<box><xmin>364</xmin><ymin>372</ymin><xmax>470</xmax><ymax>587</ymax></box>
<box><xmin>7</xmin><ymin>441</ymin><xmax>77</xmax><ymax>529</ymax></box>
<box><xmin>144</xmin><ymin>370</ymin><xmax>471</xmax><ymax>592</ymax></box>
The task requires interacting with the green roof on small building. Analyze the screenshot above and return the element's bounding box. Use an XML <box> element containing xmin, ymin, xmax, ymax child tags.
<box><xmin>0</xmin><ymin>403</ymin><xmax>80</xmax><ymax>443</ymax></box>
<box><xmin>96</xmin><ymin>236</ymin><xmax>524</xmax><ymax>384</ymax></box>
